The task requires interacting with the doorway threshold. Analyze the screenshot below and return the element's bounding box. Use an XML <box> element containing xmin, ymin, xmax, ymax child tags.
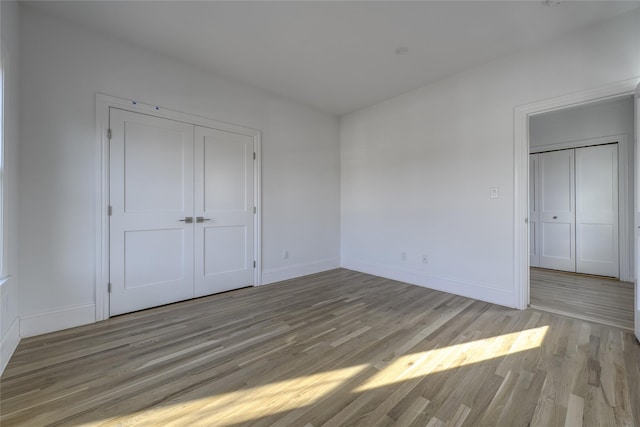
<box><xmin>530</xmin><ymin>268</ymin><xmax>633</xmax><ymax>331</ymax></box>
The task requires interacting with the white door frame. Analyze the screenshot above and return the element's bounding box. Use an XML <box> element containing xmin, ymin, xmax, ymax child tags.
<box><xmin>514</xmin><ymin>77</ymin><xmax>640</xmax><ymax>310</ymax></box>
<box><xmin>95</xmin><ymin>94</ymin><xmax>262</xmax><ymax>321</ymax></box>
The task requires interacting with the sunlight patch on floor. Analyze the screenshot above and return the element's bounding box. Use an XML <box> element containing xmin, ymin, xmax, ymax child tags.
<box><xmin>355</xmin><ymin>325</ymin><xmax>549</xmax><ymax>392</ymax></box>
<box><xmin>90</xmin><ymin>364</ymin><xmax>370</xmax><ymax>426</ymax></box>
<box><xmin>77</xmin><ymin>326</ymin><xmax>548</xmax><ymax>426</ymax></box>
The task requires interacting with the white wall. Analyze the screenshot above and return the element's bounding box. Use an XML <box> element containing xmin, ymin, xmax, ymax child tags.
<box><xmin>18</xmin><ymin>6</ymin><xmax>340</xmax><ymax>336</ymax></box>
<box><xmin>0</xmin><ymin>0</ymin><xmax>21</xmax><ymax>375</ymax></box>
<box><xmin>530</xmin><ymin>97</ymin><xmax>634</xmax><ymax>147</ymax></box>
<box><xmin>341</xmin><ymin>9</ymin><xmax>640</xmax><ymax>307</ymax></box>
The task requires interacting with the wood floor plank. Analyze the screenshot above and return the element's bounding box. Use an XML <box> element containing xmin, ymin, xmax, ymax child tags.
<box><xmin>445</xmin><ymin>404</ymin><xmax>471</xmax><ymax>427</ymax></box>
<box><xmin>1</xmin><ymin>268</ymin><xmax>639</xmax><ymax>426</ymax></box>
<box><xmin>392</xmin><ymin>395</ymin><xmax>429</xmax><ymax>426</ymax></box>
<box><xmin>565</xmin><ymin>393</ymin><xmax>584</xmax><ymax>427</ymax></box>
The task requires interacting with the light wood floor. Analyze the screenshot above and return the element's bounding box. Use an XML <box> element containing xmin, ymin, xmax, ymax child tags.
<box><xmin>530</xmin><ymin>268</ymin><xmax>635</xmax><ymax>331</ymax></box>
<box><xmin>2</xmin><ymin>269</ymin><xmax>639</xmax><ymax>426</ymax></box>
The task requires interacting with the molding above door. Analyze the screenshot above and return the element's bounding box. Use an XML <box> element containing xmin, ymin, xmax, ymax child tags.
<box><xmin>95</xmin><ymin>94</ymin><xmax>262</xmax><ymax>321</ymax></box>
<box><xmin>529</xmin><ymin>134</ymin><xmax>627</xmax><ymax>154</ymax></box>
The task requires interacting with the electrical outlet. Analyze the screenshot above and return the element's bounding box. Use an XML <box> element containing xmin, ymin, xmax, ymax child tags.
<box><xmin>422</xmin><ymin>255</ymin><xmax>428</xmax><ymax>264</ymax></box>
<box><xmin>283</xmin><ymin>250</ymin><xmax>289</xmax><ymax>260</ymax></box>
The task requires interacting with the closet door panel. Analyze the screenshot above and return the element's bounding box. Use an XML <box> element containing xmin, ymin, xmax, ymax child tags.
<box><xmin>538</xmin><ymin>149</ymin><xmax>576</xmax><ymax>272</ymax></box>
<box><xmin>109</xmin><ymin>108</ymin><xmax>195</xmax><ymax>316</ymax></box>
<box><xmin>194</xmin><ymin>126</ymin><xmax>255</xmax><ymax>297</ymax></box>
<box><xmin>576</xmin><ymin>144</ymin><xmax>618</xmax><ymax>277</ymax></box>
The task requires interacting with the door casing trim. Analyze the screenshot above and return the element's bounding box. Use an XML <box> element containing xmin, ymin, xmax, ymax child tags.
<box><xmin>95</xmin><ymin>94</ymin><xmax>262</xmax><ymax>321</ymax></box>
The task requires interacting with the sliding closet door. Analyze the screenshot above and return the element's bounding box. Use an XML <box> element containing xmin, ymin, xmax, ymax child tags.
<box><xmin>575</xmin><ymin>144</ymin><xmax>619</xmax><ymax>277</ymax></box>
<box><xmin>538</xmin><ymin>150</ymin><xmax>576</xmax><ymax>272</ymax></box>
<box><xmin>194</xmin><ymin>126</ymin><xmax>255</xmax><ymax>297</ymax></box>
<box><xmin>109</xmin><ymin>108</ymin><xmax>195</xmax><ymax>316</ymax></box>
<box><xmin>530</xmin><ymin>154</ymin><xmax>540</xmax><ymax>267</ymax></box>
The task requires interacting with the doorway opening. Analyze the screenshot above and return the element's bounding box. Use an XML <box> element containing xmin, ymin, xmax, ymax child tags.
<box><xmin>529</xmin><ymin>268</ymin><xmax>634</xmax><ymax>329</ymax></box>
<box><xmin>513</xmin><ymin>79</ymin><xmax>639</xmax><ymax>333</ymax></box>
<box><xmin>527</xmin><ymin>98</ymin><xmax>634</xmax><ymax>330</ymax></box>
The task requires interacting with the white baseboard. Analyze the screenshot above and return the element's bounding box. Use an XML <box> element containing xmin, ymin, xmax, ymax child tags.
<box><xmin>20</xmin><ymin>304</ymin><xmax>96</xmax><ymax>338</ymax></box>
<box><xmin>1</xmin><ymin>316</ymin><xmax>21</xmax><ymax>376</ymax></box>
<box><xmin>261</xmin><ymin>257</ymin><xmax>340</xmax><ymax>285</ymax></box>
<box><xmin>341</xmin><ymin>258</ymin><xmax>516</xmax><ymax>308</ymax></box>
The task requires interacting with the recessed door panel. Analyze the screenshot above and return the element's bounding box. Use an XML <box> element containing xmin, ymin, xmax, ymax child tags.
<box><xmin>541</xmin><ymin>222</ymin><xmax>573</xmax><ymax>259</ymax></box>
<box><xmin>204</xmin><ymin>138</ymin><xmax>247</xmax><ymax>212</ymax></box>
<box><xmin>203</xmin><ymin>226</ymin><xmax>247</xmax><ymax>276</ymax></box>
<box><xmin>124</xmin><ymin>123</ymin><xmax>186</xmax><ymax>212</ymax></box>
<box><xmin>578</xmin><ymin>224</ymin><xmax>616</xmax><ymax>263</ymax></box>
<box><xmin>576</xmin><ymin>144</ymin><xmax>618</xmax><ymax>277</ymax></box>
<box><xmin>109</xmin><ymin>108</ymin><xmax>194</xmax><ymax>316</ymax></box>
<box><xmin>541</xmin><ymin>153</ymin><xmax>573</xmax><ymax>214</ymax></box>
<box><xmin>194</xmin><ymin>126</ymin><xmax>255</xmax><ymax>297</ymax></box>
<box><xmin>538</xmin><ymin>150</ymin><xmax>575</xmax><ymax>272</ymax></box>
<box><xmin>125</xmin><ymin>229</ymin><xmax>186</xmax><ymax>288</ymax></box>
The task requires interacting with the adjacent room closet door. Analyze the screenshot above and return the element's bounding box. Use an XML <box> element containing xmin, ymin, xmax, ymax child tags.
<box><xmin>634</xmin><ymin>81</ymin><xmax>639</xmax><ymax>341</ymax></box>
<box><xmin>538</xmin><ymin>149</ymin><xmax>576</xmax><ymax>272</ymax></box>
<box><xmin>194</xmin><ymin>126</ymin><xmax>255</xmax><ymax>297</ymax></box>
<box><xmin>575</xmin><ymin>144</ymin><xmax>618</xmax><ymax>277</ymax></box>
<box><xmin>532</xmin><ymin>144</ymin><xmax>619</xmax><ymax>277</ymax></box>
<box><xmin>109</xmin><ymin>108</ymin><xmax>195</xmax><ymax>316</ymax></box>
<box><xmin>529</xmin><ymin>154</ymin><xmax>540</xmax><ymax>267</ymax></box>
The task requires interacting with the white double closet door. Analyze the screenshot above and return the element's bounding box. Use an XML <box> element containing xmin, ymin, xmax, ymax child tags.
<box><xmin>530</xmin><ymin>144</ymin><xmax>619</xmax><ymax>277</ymax></box>
<box><xmin>109</xmin><ymin>108</ymin><xmax>255</xmax><ymax>316</ymax></box>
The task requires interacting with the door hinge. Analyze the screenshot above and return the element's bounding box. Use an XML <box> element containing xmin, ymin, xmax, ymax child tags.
<box><xmin>253</xmin><ymin>206</ymin><xmax>257</xmax><ymax>214</ymax></box>
<box><xmin>253</xmin><ymin>152</ymin><xmax>256</xmax><ymax>160</ymax></box>
<box><xmin>108</xmin><ymin>205</ymin><xmax>112</xmax><ymax>216</ymax></box>
<box><xmin>253</xmin><ymin>260</ymin><xmax>256</xmax><ymax>268</ymax></box>
<box><xmin>107</xmin><ymin>129</ymin><xmax>112</xmax><ymax>140</ymax></box>
<box><xmin>108</xmin><ymin>282</ymin><xmax>112</xmax><ymax>293</ymax></box>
